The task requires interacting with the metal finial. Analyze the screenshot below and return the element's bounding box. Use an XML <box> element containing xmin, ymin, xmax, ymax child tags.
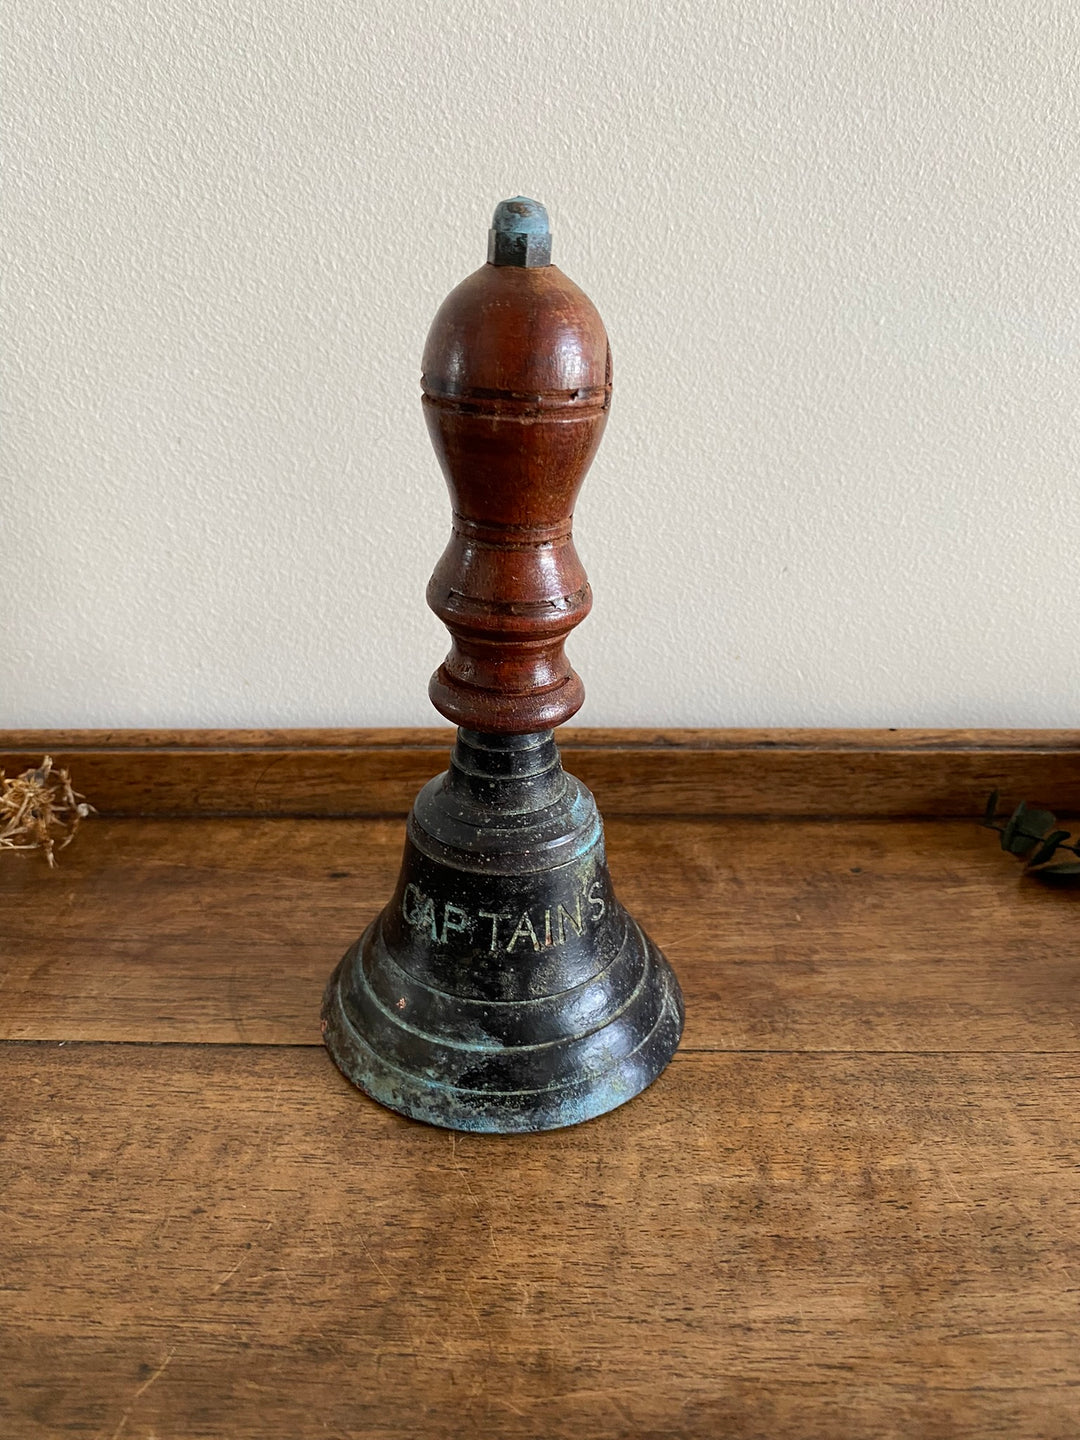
<box><xmin>487</xmin><ymin>196</ymin><xmax>552</xmax><ymax>267</ymax></box>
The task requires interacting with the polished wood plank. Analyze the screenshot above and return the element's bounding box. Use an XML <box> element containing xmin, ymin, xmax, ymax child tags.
<box><xmin>4</xmin><ymin>735</ymin><xmax>1078</xmax><ymax>1436</ymax></box>
<box><xmin>3</xmin><ymin>728</ymin><xmax>1080</xmax><ymax>817</ymax></box>
<box><xmin>2</xmin><ymin>815</ymin><xmax>1078</xmax><ymax>1053</ymax></box>
<box><xmin>2</xmin><ymin>1043</ymin><xmax>1077</xmax><ymax>1440</ymax></box>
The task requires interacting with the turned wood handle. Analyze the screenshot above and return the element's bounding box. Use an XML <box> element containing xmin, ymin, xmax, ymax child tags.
<box><xmin>421</xmin><ymin>197</ymin><xmax>612</xmax><ymax>734</ymax></box>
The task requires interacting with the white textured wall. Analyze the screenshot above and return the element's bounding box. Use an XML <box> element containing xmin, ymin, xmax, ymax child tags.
<box><xmin>3</xmin><ymin>1</ymin><xmax>1079</xmax><ymax>729</ymax></box>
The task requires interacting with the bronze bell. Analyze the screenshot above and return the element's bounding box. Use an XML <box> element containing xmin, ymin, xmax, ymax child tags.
<box><xmin>322</xmin><ymin>197</ymin><xmax>683</xmax><ymax>1131</ymax></box>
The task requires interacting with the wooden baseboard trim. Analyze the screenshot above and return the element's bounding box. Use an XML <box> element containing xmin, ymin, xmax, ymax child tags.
<box><xmin>2</xmin><ymin>727</ymin><xmax>1078</xmax><ymax>819</ymax></box>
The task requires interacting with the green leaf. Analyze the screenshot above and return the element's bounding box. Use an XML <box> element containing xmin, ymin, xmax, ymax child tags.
<box><xmin>1032</xmin><ymin>860</ymin><xmax>1080</xmax><ymax>885</ymax></box>
<box><xmin>1021</xmin><ymin>807</ymin><xmax>1056</xmax><ymax>837</ymax></box>
<box><xmin>1002</xmin><ymin>802</ymin><xmax>1057</xmax><ymax>855</ymax></box>
<box><xmin>983</xmin><ymin>789</ymin><xmax>1000</xmax><ymax>825</ymax></box>
<box><xmin>1028</xmin><ymin>830</ymin><xmax>1071</xmax><ymax>867</ymax></box>
<box><xmin>1001</xmin><ymin>803</ymin><xmax>1026</xmax><ymax>852</ymax></box>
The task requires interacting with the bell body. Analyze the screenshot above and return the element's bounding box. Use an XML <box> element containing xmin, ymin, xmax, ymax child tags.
<box><xmin>323</xmin><ymin>731</ymin><xmax>683</xmax><ymax>1131</ymax></box>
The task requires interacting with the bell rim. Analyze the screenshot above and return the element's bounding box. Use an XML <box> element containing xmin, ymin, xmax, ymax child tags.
<box><xmin>321</xmin><ymin>939</ymin><xmax>684</xmax><ymax>1135</ymax></box>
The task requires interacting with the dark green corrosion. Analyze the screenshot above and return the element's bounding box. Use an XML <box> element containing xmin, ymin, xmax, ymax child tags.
<box><xmin>322</xmin><ymin>730</ymin><xmax>684</xmax><ymax>1132</ymax></box>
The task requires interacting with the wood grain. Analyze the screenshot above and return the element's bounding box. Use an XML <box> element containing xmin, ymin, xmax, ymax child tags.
<box><xmin>2</xmin><ymin>1043</ymin><xmax>1078</xmax><ymax>1440</ymax></box>
<box><xmin>422</xmin><ymin>260</ymin><xmax>610</xmax><ymax>732</ymax></box>
<box><xmin>3</xmin><ymin>728</ymin><xmax>1080</xmax><ymax>817</ymax></box>
<box><xmin>4</xmin><ymin>734</ymin><xmax>1080</xmax><ymax>1436</ymax></box>
<box><xmin>3</xmin><ymin>814</ymin><xmax>1080</xmax><ymax>1054</ymax></box>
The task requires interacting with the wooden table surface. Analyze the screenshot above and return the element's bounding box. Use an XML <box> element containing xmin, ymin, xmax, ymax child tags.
<box><xmin>2</xmin><ymin>732</ymin><xmax>1079</xmax><ymax>1438</ymax></box>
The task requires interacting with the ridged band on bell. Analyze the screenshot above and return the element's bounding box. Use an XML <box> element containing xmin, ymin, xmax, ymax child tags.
<box><xmin>321</xmin><ymin>731</ymin><xmax>684</xmax><ymax>1131</ymax></box>
<box><xmin>421</xmin><ymin>249</ymin><xmax>612</xmax><ymax>734</ymax></box>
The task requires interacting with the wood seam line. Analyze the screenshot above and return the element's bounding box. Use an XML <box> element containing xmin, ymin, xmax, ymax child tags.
<box><xmin>2</xmin><ymin>1041</ymin><xmax>1077</xmax><ymax>1058</ymax></box>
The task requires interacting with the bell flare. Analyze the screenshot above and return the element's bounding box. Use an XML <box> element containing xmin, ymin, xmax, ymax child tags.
<box><xmin>322</xmin><ymin>730</ymin><xmax>683</xmax><ymax>1133</ymax></box>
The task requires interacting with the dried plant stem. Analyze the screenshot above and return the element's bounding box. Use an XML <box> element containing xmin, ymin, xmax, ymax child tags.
<box><xmin>0</xmin><ymin>756</ymin><xmax>93</xmax><ymax>867</ymax></box>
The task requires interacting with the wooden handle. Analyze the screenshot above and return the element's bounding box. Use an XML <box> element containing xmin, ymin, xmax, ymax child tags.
<box><xmin>421</xmin><ymin>198</ymin><xmax>611</xmax><ymax>734</ymax></box>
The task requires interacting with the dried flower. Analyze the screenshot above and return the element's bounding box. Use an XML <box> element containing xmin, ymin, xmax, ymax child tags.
<box><xmin>0</xmin><ymin>756</ymin><xmax>93</xmax><ymax>867</ymax></box>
